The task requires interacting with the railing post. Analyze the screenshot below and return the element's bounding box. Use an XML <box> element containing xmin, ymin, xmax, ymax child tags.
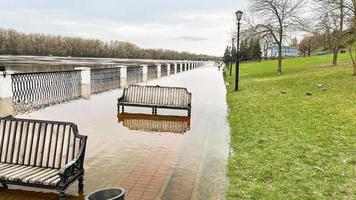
<box><xmin>0</xmin><ymin>70</ymin><xmax>15</xmax><ymax>99</ymax></box>
<box><xmin>167</xmin><ymin>64</ymin><xmax>171</xmax><ymax>76</ymax></box>
<box><xmin>120</xmin><ymin>65</ymin><xmax>127</xmax><ymax>88</ymax></box>
<box><xmin>0</xmin><ymin>70</ymin><xmax>15</xmax><ymax>116</ymax></box>
<box><xmin>142</xmin><ymin>65</ymin><xmax>148</xmax><ymax>82</ymax></box>
<box><xmin>75</xmin><ymin>67</ymin><xmax>91</xmax><ymax>99</ymax></box>
<box><xmin>174</xmin><ymin>63</ymin><xmax>177</xmax><ymax>74</ymax></box>
<box><xmin>157</xmin><ymin>64</ymin><xmax>161</xmax><ymax>78</ymax></box>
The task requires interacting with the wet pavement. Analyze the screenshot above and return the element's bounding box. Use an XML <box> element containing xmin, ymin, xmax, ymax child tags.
<box><xmin>0</xmin><ymin>64</ymin><xmax>229</xmax><ymax>200</ymax></box>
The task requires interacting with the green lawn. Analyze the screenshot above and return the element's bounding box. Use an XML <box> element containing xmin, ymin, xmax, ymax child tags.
<box><xmin>225</xmin><ymin>54</ymin><xmax>356</xmax><ymax>200</ymax></box>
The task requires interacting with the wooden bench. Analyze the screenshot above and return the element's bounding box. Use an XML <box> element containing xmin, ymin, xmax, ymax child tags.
<box><xmin>0</xmin><ymin>115</ymin><xmax>87</xmax><ymax>200</ymax></box>
<box><xmin>118</xmin><ymin>85</ymin><xmax>192</xmax><ymax>116</ymax></box>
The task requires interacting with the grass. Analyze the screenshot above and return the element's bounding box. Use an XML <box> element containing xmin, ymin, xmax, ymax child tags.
<box><xmin>225</xmin><ymin>54</ymin><xmax>356</xmax><ymax>200</ymax></box>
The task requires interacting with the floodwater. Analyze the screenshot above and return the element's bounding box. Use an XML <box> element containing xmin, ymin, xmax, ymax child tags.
<box><xmin>0</xmin><ymin>63</ymin><xmax>229</xmax><ymax>200</ymax></box>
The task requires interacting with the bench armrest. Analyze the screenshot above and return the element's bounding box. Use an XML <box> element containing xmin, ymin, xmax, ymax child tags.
<box><xmin>58</xmin><ymin>136</ymin><xmax>87</xmax><ymax>187</ymax></box>
<box><xmin>117</xmin><ymin>89</ymin><xmax>126</xmax><ymax>104</ymax></box>
<box><xmin>188</xmin><ymin>92</ymin><xmax>192</xmax><ymax>106</ymax></box>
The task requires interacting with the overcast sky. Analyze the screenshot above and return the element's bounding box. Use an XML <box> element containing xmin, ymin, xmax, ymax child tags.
<box><xmin>0</xmin><ymin>0</ymin><xmax>249</xmax><ymax>56</ymax></box>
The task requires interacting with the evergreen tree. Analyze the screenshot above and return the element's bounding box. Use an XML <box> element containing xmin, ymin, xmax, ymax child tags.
<box><xmin>252</xmin><ymin>39</ymin><xmax>262</xmax><ymax>61</ymax></box>
<box><xmin>223</xmin><ymin>46</ymin><xmax>231</xmax><ymax>65</ymax></box>
<box><xmin>240</xmin><ymin>39</ymin><xmax>248</xmax><ymax>62</ymax></box>
<box><xmin>231</xmin><ymin>45</ymin><xmax>237</xmax><ymax>64</ymax></box>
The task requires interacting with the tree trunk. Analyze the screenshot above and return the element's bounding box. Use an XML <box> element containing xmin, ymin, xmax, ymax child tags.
<box><xmin>332</xmin><ymin>47</ymin><xmax>338</xmax><ymax>66</ymax></box>
<box><xmin>278</xmin><ymin>42</ymin><xmax>282</xmax><ymax>75</ymax></box>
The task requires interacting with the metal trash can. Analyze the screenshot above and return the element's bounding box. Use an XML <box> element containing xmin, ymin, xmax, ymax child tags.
<box><xmin>86</xmin><ymin>188</ymin><xmax>125</xmax><ymax>200</ymax></box>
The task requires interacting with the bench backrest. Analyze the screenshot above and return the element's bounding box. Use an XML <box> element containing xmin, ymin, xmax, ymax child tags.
<box><xmin>122</xmin><ymin>85</ymin><xmax>191</xmax><ymax>107</ymax></box>
<box><xmin>0</xmin><ymin>116</ymin><xmax>86</xmax><ymax>169</ymax></box>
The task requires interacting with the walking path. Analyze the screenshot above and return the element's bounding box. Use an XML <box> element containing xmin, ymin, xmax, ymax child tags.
<box><xmin>0</xmin><ymin>64</ymin><xmax>229</xmax><ymax>200</ymax></box>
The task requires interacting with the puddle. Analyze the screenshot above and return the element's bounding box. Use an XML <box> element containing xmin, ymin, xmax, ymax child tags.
<box><xmin>0</xmin><ymin>63</ymin><xmax>229</xmax><ymax>200</ymax></box>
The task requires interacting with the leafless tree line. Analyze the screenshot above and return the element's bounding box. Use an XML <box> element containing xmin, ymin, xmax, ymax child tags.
<box><xmin>235</xmin><ymin>0</ymin><xmax>356</xmax><ymax>75</ymax></box>
<box><xmin>0</xmin><ymin>28</ymin><xmax>216</xmax><ymax>61</ymax></box>
<box><xmin>312</xmin><ymin>0</ymin><xmax>356</xmax><ymax>75</ymax></box>
<box><xmin>241</xmin><ymin>0</ymin><xmax>309</xmax><ymax>75</ymax></box>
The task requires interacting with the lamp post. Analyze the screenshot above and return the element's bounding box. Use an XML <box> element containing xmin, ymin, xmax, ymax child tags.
<box><xmin>235</xmin><ymin>10</ymin><xmax>243</xmax><ymax>91</ymax></box>
<box><xmin>230</xmin><ymin>38</ymin><xmax>235</xmax><ymax>76</ymax></box>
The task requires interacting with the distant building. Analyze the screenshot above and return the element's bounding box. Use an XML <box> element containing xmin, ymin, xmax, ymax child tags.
<box><xmin>266</xmin><ymin>44</ymin><xmax>299</xmax><ymax>58</ymax></box>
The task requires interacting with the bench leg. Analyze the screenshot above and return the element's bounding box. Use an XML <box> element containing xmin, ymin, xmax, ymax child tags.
<box><xmin>59</xmin><ymin>190</ymin><xmax>65</xmax><ymax>200</ymax></box>
<box><xmin>152</xmin><ymin>108</ymin><xmax>155</xmax><ymax>115</ymax></box>
<box><xmin>1</xmin><ymin>183</ymin><xmax>8</xmax><ymax>189</ymax></box>
<box><xmin>188</xmin><ymin>109</ymin><xmax>191</xmax><ymax>117</ymax></box>
<box><xmin>78</xmin><ymin>176</ymin><xmax>84</xmax><ymax>192</ymax></box>
<box><xmin>122</xmin><ymin>106</ymin><xmax>125</xmax><ymax>113</ymax></box>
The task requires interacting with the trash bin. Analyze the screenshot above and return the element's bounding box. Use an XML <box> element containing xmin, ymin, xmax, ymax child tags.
<box><xmin>86</xmin><ymin>188</ymin><xmax>125</xmax><ymax>200</ymax></box>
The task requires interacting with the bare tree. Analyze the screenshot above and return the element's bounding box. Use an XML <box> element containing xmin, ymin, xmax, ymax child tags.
<box><xmin>246</xmin><ymin>0</ymin><xmax>308</xmax><ymax>75</ymax></box>
<box><xmin>315</xmin><ymin>0</ymin><xmax>356</xmax><ymax>75</ymax></box>
<box><xmin>315</xmin><ymin>0</ymin><xmax>348</xmax><ymax>66</ymax></box>
<box><xmin>340</xmin><ymin>0</ymin><xmax>356</xmax><ymax>75</ymax></box>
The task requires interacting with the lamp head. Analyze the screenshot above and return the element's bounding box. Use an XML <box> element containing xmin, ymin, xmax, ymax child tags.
<box><xmin>235</xmin><ymin>10</ymin><xmax>243</xmax><ymax>21</ymax></box>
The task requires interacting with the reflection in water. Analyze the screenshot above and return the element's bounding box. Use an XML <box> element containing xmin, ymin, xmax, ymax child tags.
<box><xmin>11</xmin><ymin>71</ymin><xmax>81</xmax><ymax>114</ymax></box>
<box><xmin>118</xmin><ymin>112</ymin><xmax>191</xmax><ymax>134</ymax></box>
<box><xmin>91</xmin><ymin>67</ymin><xmax>121</xmax><ymax>94</ymax></box>
<box><xmin>0</xmin><ymin>188</ymin><xmax>84</xmax><ymax>200</ymax></box>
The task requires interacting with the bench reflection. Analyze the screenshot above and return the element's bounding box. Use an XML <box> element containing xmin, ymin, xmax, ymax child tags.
<box><xmin>117</xmin><ymin>113</ymin><xmax>191</xmax><ymax>134</ymax></box>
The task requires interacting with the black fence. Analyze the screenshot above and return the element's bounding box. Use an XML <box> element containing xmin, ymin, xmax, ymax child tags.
<box><xmin>91</xmin><ymin>67</ymin><xmax>120</xmax><ymax>94</ymax></box>
<box><xmin>11</xmin><ymin>70</ymin><xmax>81</xmax><ymax>114</ymax></box>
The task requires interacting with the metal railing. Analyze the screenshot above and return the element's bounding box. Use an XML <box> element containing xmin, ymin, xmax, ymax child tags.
<box><xmin>127</xmin><ymin>66</ymin><xmax>143</xmax><ymax>85</ymax></box>
<box><xmin>170</xmin><ymin>64</ymin><xmax>175</xmax><ymax>75</ymax></box>
<box><xmin>91</xmin><ymin>67</ymin><xmax>121</xmax><ymax>94</ymax></box>
<box><xmin>11</xmin><ymin>70</ymin><xmax>81</xmax><ymax>114</ymax></box>
<box><xmin>161</xmin><ymin>65</ymin><xmax>168</xmax><ymax>77</ymax></box>
<box><xmin>148</xmin><ymin>65</ymin><xmax>157</xmax><ymax>80</ymax></box>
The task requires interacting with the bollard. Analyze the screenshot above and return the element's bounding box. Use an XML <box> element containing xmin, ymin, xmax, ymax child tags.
<box><xmin>141</xmin><ymin>65</ymin><xmax>148</xmax><ymax>82</ymax></box>
<box><xmin>0</xmin><ymin>70</ymin><xmax>15</xmax><ymax>99</ymax></box>
<box><xmin>75</xmin><ymin>67</ymin><xmax>91</xmax><ymax>99</ymax></box>
<box><xmin>119</xmin><ymin>66</ymin><xmax>128</xmax><ymax>88</ymax></box>
<box><xmin>156</xmin><ymin>64</ymin><xmax>161</xmax><ymax>78</ymax></box>
<box><xmin>0</xmin><ymin>70</ymin><xmax>15</xmax><ymax>116</ymax></box>
<box><xmin>174</xmin><ymin>63</ymin><xmax>177</xmax><ymax>74</ymax></box>
<box><xmin>167</xmin><ymin>64</ymin><xmax>171</xmax><ymax>76</ymax></box>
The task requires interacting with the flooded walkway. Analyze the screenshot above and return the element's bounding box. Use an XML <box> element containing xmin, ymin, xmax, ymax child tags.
<box><xmin>0</xmin><ymin>64</ymin><xmax>229</xmax><ymax>200</ymax></box>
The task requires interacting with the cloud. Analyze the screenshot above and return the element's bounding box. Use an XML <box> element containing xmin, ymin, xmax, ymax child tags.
<box><xmin>0</xmin><ymin>7</ymin><xmax>236</xmax><ymax>56</ymax></box>
<box><xmin>174</xmin><ymin>36</ymin><xmax>207</xmax><ymax>42</ymax></box>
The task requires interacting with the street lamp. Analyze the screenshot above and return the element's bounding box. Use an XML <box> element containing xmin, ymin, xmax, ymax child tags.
<box><xmin>235</xmin><ymin>10</ymin><xmax>243</xmax><ymax>91</ymax></box>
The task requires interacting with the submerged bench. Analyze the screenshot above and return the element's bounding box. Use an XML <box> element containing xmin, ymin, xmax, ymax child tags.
<box><xmin>0</xmin><ymin>116</ymin><xmax>87</xmax><ymax>200</ymax></box>
<box><xmin>118</xmin><ymin>85</ymin><xmax>192</xmax><ymax>116</ymax></box>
